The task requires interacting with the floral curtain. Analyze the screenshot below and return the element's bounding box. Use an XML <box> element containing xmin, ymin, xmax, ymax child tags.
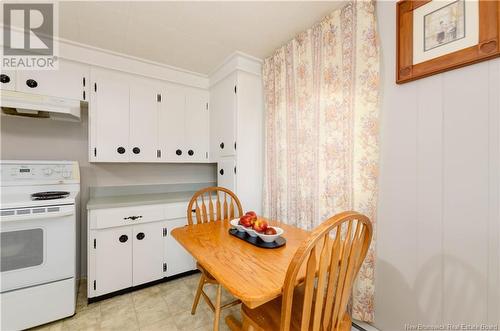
<box><xmin>262</xmin><ymin>1</ymin><xmax>380</xmax><ymax>322</ymax></box>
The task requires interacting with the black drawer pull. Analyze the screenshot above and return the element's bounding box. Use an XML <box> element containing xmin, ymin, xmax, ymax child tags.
<box><xmin>123</xmin><ymin>215</ymin><xmax>142</xmax><ymax>221</ymax></box>
<box><xmin>0</xmin><ymin>74</ymin><xmax>10</xmax><ymax>84</ymax></box>
<box><xmin>26</xmin><ymin>79</ymin><xmax>38</xmax><ymax>88</ymax></box>
<box><xmin>119</xmin><ymin>235</ymin><xmax>128</xmax><ymax>243</ymax></box>
<box><xmin>136</xmin><ymin>232</ymin><xmax>145</xmax><ymax>240</ymax></box>
<box><xmin>220</xmin><ymin>142</ymin><xmax>224</xmax><ymax>149</ymax></box>
<box><xmin>132</xmin><ymin>147</ymin><xmax>140</xmax><ymax>154</ymax></box>
<box><xmin>188</xmin><ymin>150</ymin><xmax>194</xmax><ymax>156</ymax></box>
<box><xmin>176</xmin><ymin>149</ymin><xmax>182</xmax><ymax>156</ymax></box>
<box><xmin>117</xmin><ymin>147</ymin><xmax>126</xmax><ymax>154</ymax></box>
<box><xmin>219</xmin><ymin>169</ymin><xmax>224</xmax><ymax>176</ymax></box>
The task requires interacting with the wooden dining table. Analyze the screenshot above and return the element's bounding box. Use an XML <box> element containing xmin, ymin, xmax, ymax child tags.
<box><xmin>171</xmin><ymin>218</ymin><xmax>309</xmax><ymax>330</ymax></box>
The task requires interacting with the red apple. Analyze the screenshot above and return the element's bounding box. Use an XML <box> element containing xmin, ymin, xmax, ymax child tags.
<box><xmin>245</xmin><ymin>211</ymin><xmax>257</xmax><ymax>218</ymax></box>
<box><xmin>264</xmin><ymin>227</ymin><xmax>277</xmax><ymax>235</ymax></box>
<box><xmin>239</xmin><ymin>215</ymin><xmax>253</xmax><ymax>228</ymax></box>
<box><xmin>253</xmin><ymin>219</ymin><xmax>269</xmax><ymax>233</ymax></box>
<box><xmin>249</xmin><ymin>215</ymin><xmax>257</xmax><ymax>225</ymax></box>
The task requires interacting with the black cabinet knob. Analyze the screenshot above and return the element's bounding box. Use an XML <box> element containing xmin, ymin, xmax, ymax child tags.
<box><xmin>119</xmin><ymin>235</ymin><xmax>128</xmax><ymax>243</ymax></box>
<box><xmin>117</xmin><ymin>147</ymin><xmax>126</xmax><ymax>154</ymax></box>
<box><xmin>220</xmin><ymin>142</ymin><xmax>224</xmax><ymax>149</ymax></box>
<box><xmin>188</xmin><ymin>150</ymin><xmax>194</xmax><ymax>156</ymax></box>
<box><xmin>0</xmin><ymin>74</ymin><xmax>10</xmax><ymax>84</ymax></box>
<box><xmin>132</xmin><ymin>147</ymin><xmax>140</xmax><ymax>154</ymax></box>
<box><xmin>219</xmin><ymin>169</ymin><xmax>224</xmax><ymax>175</ymax></box>
<box><xmin>26</xmin><ymin>79</ymin><xmax>38</xmax><ymax>88</ymax></box>
<box><xmin>176</xmin><ymin>149</ymin><xmax>182</xmax><ymax>156</ymax></box>
<box><xmin>136</xmin><ymin>232</ymin><xmax>145</xmax><ymax>240</ymax></box>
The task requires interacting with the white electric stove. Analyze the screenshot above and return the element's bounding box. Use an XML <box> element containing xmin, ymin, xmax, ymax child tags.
<box><xmin>0</xmin><ymin>160</ymin><xmax>80</xmax><ymax>331</ymax></box>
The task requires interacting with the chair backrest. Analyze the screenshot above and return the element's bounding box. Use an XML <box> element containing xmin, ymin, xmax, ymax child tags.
<box><xmin>187</xmin><ymin>186</ymin><xmax>244</xmax><ymax>225</ymax></box>
<box><xmin>280</xmin><ymin>211</ymin><xmax>373</xmax><ymax>331</ymax></box>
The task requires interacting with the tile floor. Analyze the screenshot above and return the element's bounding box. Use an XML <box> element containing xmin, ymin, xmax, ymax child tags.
<box><xmin>30</xmin><ymin>273</ymin><xmax>240</xmax><ymax>331</ymax></box>
<box><xmin>29</xmin><ymin>273</ymin><xmax>368</xmax><ymax>331</ymax></box>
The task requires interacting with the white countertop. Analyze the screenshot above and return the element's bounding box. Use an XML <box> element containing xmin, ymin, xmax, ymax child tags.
<box><xmin>86</xmin><ymin>191</ymin><xmax>196</xmax><ymax>210</ymax></box>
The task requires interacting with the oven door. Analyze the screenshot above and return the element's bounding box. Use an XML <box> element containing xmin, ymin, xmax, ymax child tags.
<box><xmin>0</xmin><ymin>204</ymin><xmax>75</xmax><ymax>293</ymax></box>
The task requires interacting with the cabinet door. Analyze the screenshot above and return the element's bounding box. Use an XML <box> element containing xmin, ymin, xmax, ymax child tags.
<box><xmin>164</xmin><ymin>218</ymin><xmax>196</xmax><ymax>277</ymax></box>
<box><xmin>158</xmin><ymin>84</ymin><xmax>186</xmax><ymax>162</ymax></box>
<box><xmin>132</xmin><ymin>222</ymin><xmax>164</xmax><ymax>286</ymax></box>
<box><xmin>217</xmin><ymin>158</ymin><xmax>236</xmax><ymax>192</ymax></box>
<box><xmin>185</xmin><ymin>88</ymin><xmax>209</xmax><ymax>162</ymax></box>
<box><xmin>129</xmin><ymin>78</ymin><xmax>159</xmax><ymax>162</ymax></box>
<box><xmin>90</xmin><ymin>68</ymin><xmax>130</xmax><ymax>162</ymax></box>
<box><xmin>0</xmin><ymin>70</ymin><xmax>16</xmax><ymax>91</ymax></box>
<box><xmin>94</xmin><ymin>227</ymin><xmax>133</xmax><ymax>296</ymax></box>
<box><xmin>210</xmin><ymin>73</ymin><xmax>237</xmax><ymax>159</ymax></box>
<box><xmin>16</xmin><ymin>59</ymin><xmax>88</xmax><ymax>100</ymax></box>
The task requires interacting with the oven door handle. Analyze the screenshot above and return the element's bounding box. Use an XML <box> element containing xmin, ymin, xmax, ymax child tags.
<box><xmin>0</xmin><ymin>210</ymin><xmax>74</xmax><ymax>222</ymax></box>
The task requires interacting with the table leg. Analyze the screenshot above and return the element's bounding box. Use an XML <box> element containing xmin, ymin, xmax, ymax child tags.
<box><xmin>213</xmin><ymin>284</ymin><xmax>222</xmax><ymax>331</ymax></box>
<box><xmin>225</xmin><ymin>314</ymin><xmax>242</xmax><ymax>331</ymax></box>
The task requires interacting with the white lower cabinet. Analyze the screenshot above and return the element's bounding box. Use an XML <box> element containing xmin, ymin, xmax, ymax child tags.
<box><xmin>132</xmin><ymin>222</ymin><xmax>165</xmax><ymax>286</ymax></box>
<box><xmin>87</xmin><ymin>202</ymin><xmax>196</xmax><ymax>299</ymax></box>
<box><xmin>164</xmin><ymin>218</ymin><xmax>196</xmax><ymax>277</ymax></box>
<box><xmin>94</xmin><ymin>227</ymin><xmax>133</xmax><ymax>296</ymax></box>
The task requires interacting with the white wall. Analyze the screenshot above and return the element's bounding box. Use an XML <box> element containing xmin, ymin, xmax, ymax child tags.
<box><xmin>0</xmin><ymin>113</ymin><xmax>216</xmax><ymax>277</ymax></box>
<box><xmin>375</xmin><ymin>2</ymin><xmax>499</xmax><ymax>330</ymax></box>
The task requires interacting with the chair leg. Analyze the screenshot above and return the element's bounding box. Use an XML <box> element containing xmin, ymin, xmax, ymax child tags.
<box><xmin>213</xmin><ymin>284</ymin><xmax>222</xmax><ymax>331</ymax></box>
<box><xmin>191</xmin><ymin>274</ymin><xmax>206</xmax><ymax>315</ymax></box>
<box><xmin>241</xmin><ymin>315</ymin><xmax>253</xmax><ymax>331</ymax></box>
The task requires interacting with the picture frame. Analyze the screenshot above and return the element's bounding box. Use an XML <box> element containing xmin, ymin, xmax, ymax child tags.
<box><xmin>396</xmin><ymin>0</ymin><xmax>500</xmax><ymax>84</ymax></box>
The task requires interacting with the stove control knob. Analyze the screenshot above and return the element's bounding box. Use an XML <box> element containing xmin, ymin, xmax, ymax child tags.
<box><xmin>62</xmin><ymin>171</ymin><xmax>71</xmax><ymax>179</ymax></box>
<box><xmin>43</xmin><ymin>168</ymin><xmax>53</xmax><ymax>176</ymax></box>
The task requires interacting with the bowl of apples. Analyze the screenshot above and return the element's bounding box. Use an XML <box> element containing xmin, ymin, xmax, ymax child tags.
<box><xmin>238</xmin><ymin>211</ymin><xmax>284</xmax><ymax>243</ymax></box>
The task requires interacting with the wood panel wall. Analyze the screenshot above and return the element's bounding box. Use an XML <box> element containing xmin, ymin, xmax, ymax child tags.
<box><xmin>375</xmin><ymin>2</ymin><xmax>499</xmax><ymax>329</ymax></box>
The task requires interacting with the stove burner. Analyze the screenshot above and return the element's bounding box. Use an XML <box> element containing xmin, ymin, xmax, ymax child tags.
<box><xmin>31</xmin><ymin>191</ymin><xmax>70</xmax><ymax>200</ymax></box>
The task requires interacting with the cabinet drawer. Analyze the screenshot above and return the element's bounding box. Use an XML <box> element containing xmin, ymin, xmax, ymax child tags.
<box><xmin>164</xmin><ymin>202</ymin><xmax>189</xmax><ymax>220</ymax></box>
<box><xmin>91</xmin><ymin>205</ymin><xmax>165</xmax><ymax>229</ymax></box>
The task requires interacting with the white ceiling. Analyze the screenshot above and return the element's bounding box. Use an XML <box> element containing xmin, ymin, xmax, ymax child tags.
<box><xmin>59</xmin><ymin>1</ymin><xmax>345</xmax><ymax>74</ymax></box>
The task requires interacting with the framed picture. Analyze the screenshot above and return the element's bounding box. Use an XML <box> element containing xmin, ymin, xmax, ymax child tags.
<box><xmin>396</xmin><ymin>0</ymin><xmax>500</xmax><ymax>84</ymax></box>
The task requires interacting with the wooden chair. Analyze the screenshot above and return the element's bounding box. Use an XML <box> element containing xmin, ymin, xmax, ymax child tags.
<box><xmin>240</xmin><ymin>211</ymin><xmax>373</xmax><ymax>331</ymax></box>
<box><xmin>187</xmin><ymin>186</ymin><xmax>244</xmax><ymax>331</ymax></box>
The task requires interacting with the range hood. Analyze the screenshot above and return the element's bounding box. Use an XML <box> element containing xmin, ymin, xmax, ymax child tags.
<box><xmin>1</xmin><ymin>90</ymin><xmax>82</xmax><ymax>122</ymax></box>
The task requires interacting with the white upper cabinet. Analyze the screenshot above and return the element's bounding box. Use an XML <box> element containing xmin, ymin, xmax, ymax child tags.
<box><xmin>89</xmin><ymin>71</ymin><xmax>210</xmax><ymax>163</ymax></box>
<box><xmin>158</xmin><ymin>83</ymin><xmax>186</xmax><ymax>162</ymax></box>
<box><xmin>210</xmin><ymin>72</ymin><xmax>237</xmax><ymax>159</ymax></box>
<box><xmin>16</xmin><ymin>59</ymin><xmax>89</xmax><ymax>101</ymax></box>
<box><xmin>217</xmin><ymin>158</ymin><xmax>236</xmax><ymax>192</ymax></box>
<box><xmin>90</xmin><ymin>68</ymin><xmax>130</xmax><ymax>162</ymax></box>
<box><xmin>129</xmin><ymin>77</ymin><xmax>160</xmax><ymax>162</ymax></box>
<box><xmin>0</xmin><ymin>70</ymin><xmax>16</xmax><ymax>91</ymax></box>
<box><xmin>209</xmin><ymin>53</ymin><xmax>264</xmax><ymax>214</ymax></box>
<box><xmin>157</xmin><ymin>85</ymin><xmax>209</xmax><ymax>163</ymax></box>
<box><xmin>185</xmin><ymin>88</ymin><xmax>209</xmax><ymax>162</ymax></box>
